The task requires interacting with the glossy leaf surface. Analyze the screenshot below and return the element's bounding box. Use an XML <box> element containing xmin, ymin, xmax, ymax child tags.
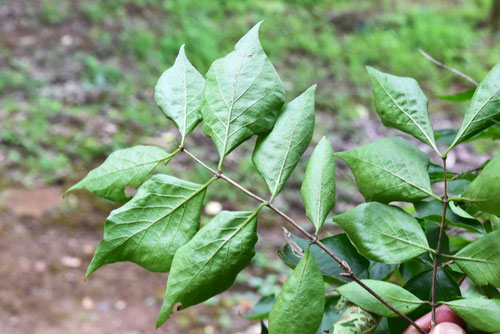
<box><xmin>201</xmin><ymin>22</ymin><xmax>285</xmax><ymax>163</ymax></box>
<box><xmin>367</xmin><ymin>67</ymin><xmax>438</xmax><ymax>153</ymax></box>
<box><xmin>253</xmin><ymin>86</ymin><xmax>316</xmax><ymax>199</ymax></box>
<box><xmin>333</xmin><ymin>202</ymin><xmax>430</xmax><ymax>263</ymax></box>
<box><xmin>453</xmin><ymin>230</ymin><xmax>500</xmax><ymax>287</ymax></box>
<box><xmin>67</xmin><ymin>145</ymin><xmax>169</xmax><ymax>203</ymax></box>
<box><xmin>336</xmin><ymin>137</ymin><xmax>435</xmax><ymax>203</ymax></box>
<box><xmin>450</xmin><ymin>63</ymin><xmax>500</xmax><ymax>148</ymax></box>
<box><xmin>155</xmin><ymin>45</ymin><xmax>205</xmax><ymax>141</ymax></box>
<box><xmin>337</xmin><ymin>280</ymin><xmax>423</xmax><ymax>317</ymax></box>
<box><xmin>86</xmin><ymin>174</ymin><xmax>209</xmax><ymax>276</ymax></box>
<box><xmin>278</xmin><ymin>233</ymin><xmax>370</xmax><ymax>285</ymax></box>
<box><xmin>156</xmin><ymin>210</ymin><xmax>259</xmax><ymax>327</ymax></box>
<box><xmin>444</xmin><ymin>298</ymin><xmax>500</xmax><ymax>332</ymax></box>
<box><xmin>461</xmin><ymin>154</ymin><xmax>500</xmax><ymax>216</ymax></box>
<box><xmin>414</xmin><ymin>200</ymin><xmax>484</xmax><ymax>233</ymax></box>
<box><xmin>301</xmin><ymin>136</ymin><xmax>336</xmax><ymax>232</ymax></box>
<box><xmin>269</xmin><ymin>247</ymin><xmax>325</xmax><ymax>334</ymax></box>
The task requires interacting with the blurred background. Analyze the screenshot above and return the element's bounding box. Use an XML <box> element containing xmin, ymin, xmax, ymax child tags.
<box><xmin>0</xmin><ymin>0</ymin><xmax>499</xmax><ymax>333</ymax></box>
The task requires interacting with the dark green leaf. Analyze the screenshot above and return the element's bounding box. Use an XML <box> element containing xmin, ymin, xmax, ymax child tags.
<box><xmin>201</xmin><ymin>22</ymin><xmax>285</xmax><ymax>164</ymax></box>
<box><xmin>332</xmin><ymin>305</ymin><xmax>380</xmax><ymax>334</ymax></box>
<box><xmin>449</xmin><ymin>63</ymin><xmax>500</xmax><ymax>149</ymax></box>
<box><xmin>434</xmin><ymin>129</ymin><xmax>458</xmax><ymax>146</ymax></box>
<box><xmin>368</xmin><ymin>262</ymin><xmax>398</xmax><ymax>280</ymax></box>
<box><xmin>269</xmin><ymin>247</ymin><xmax>325</xmax><ymax>334</ymax></box>
<box><xmin>317</xmin><ymin>296</ymin><xmax>342</xmax><ymax>334</ymax></box>
<box><xmin>67</xmin><ymin>145</ymin><xmax>170</xmax><ymax>203</ymax></box>
<box><xmin>400</xmin><ymin>260</ymin><xmax>431</xmax><ymax>282</ymax></box>
<box><xmin>86</xmin><ymin>174</ymin><xmax>211</xmax><ymax>277</ymax></box>
<box><xmin>156</xmin><ymin>210</ymin><xmax>260</xmax><ymax>327</ymax></box>
<box><xmin>301</xmin><ymin>136</ymin><xmax>336</xmax><ymax>233</ymax></box>
<box><xmin>253</xmin><ymin>86</ymin><xmax>316</xmax><ymax>199</ymax></box>
<box><xmin>428</xmin><ymin>162</ymin><xmax>455</xmax><ymax>183</ymax></box>
<box><xmin>444</xmin><ymin>298</ymin><xmax>500</xmax><ymax>332</ymax></box>
<box><xmin>336</xmin><ymin>280</ymin><xmax>423</xmax><ymax>317</ymax></box>
<box><xmin>447</xmin><ymin>179</ymin><xmax>471</xmax><ymax>196</ymax></box>
<box><xmin>333</xmin><ymin>203</ymin><xmax>430</xmax><ymax>263</ymax></box>
<box><xmin>414</xmin><ymin>200</ymin><xmax>485</xmax><ymax>233</ymax></box>
<box><xmin>336</xmin><ymin>137</ymin><xmax>436</xmax><ymax>203</ymax></box>
<box><xmin>461</xmin><ymin>154</ymin><xmax>500</xmax><ymax>216</ymax></box>
<box><xmin>261</xmin><ymin>321</ymin><xmax>268</xmax><ymax>334</ymax></box>
<box><xmin>241</xmin><ymin>295</ymin><xmax>275</xmax><ymax>320</ymax></box>
<box><xmin>278</xmin><ymin>233</ymin><xmax>370</xmax><ymax>285</ymax></box>
<box><xmin>453</xmin><ymin>230</ymin><xmax>500</xmax><ymax>287</ymax></box>
<box><xmin>435</xmin><ymin>88</ymin><xmax>475</xmax><ymax>102</ymax></box>
<box><xmin>366</xmin><ymin>67</ymin><xmax>439</xmax><ymax>153</ymax></box>
<box><xmin>155</xmin><ymin>45</ymin><xmax>205</xmax><ymax>142</ymax></box>
<box><xmin>404</xmin><ymin>269</ymin><xmax>461</xmax><ymax>302</ymax></box>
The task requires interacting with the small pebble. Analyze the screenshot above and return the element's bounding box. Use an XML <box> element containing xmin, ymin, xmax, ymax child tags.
<box><xmin>61</xmin><ymin>256</ymin><xmax>81</xmax><ymax>268</ymax></box>
<box><xmin>81</xmin><ymin>297</ymin><xmax>95</xmax><ymax>310</ymax></box>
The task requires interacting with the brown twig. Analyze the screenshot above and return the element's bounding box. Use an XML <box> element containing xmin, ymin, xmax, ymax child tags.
<box><xmin>431</xmin><ymin>156</ymin><xmax>448</xmax><ymax>328</ymax></box>
<box><xmin>418</xmin><ymin>49</ymin><xmax>479</xmax><ymax>86</ymax></box>
<box><xmin>182</xmin><ymin>148</ymin><xmax>428</xmax><ymax>334</ymax></box>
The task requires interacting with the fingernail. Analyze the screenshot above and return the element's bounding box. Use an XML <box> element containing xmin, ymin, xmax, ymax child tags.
<box><xmin>430</xmin><ymin>322</ymin><xmax>466</xmax><ymax>334</ymax></box>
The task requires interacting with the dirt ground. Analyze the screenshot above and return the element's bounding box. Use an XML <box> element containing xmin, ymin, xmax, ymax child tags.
<box><xmin>0</xmin><ymin>187</ymin><xmax>290</xmax><ymax>334</ymax></box>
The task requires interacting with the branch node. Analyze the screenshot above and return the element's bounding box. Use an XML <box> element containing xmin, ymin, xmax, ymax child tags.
<box><xmin>215</xmin><ymin>171</ymin><xmax>222</xmax><ymax>178</ymax></box>
<box><xmin>178</xmin><ymin>145</ymin><xmax>184</xmax><ymax>152</ymax></box>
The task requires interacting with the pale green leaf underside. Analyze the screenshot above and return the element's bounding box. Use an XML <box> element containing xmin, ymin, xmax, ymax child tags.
<box><xmin>444</xmin><ymin>298</ymin><xmax>500</xmax><ymax>332</ymax></box>
<box><xmin>461</xmin><ymin>154</ymin><xmax>500</xmax><ymax>216</ymax></box>
<box><xmin>453</xmin><ymin>230</ymin><xmax>500</xmax><ymax>287</ymax></box>
<box><xmin>336</xmin><ymin>136</ymin><xmax>435</xmax><ymax>203</ymax></box>
<box><xmin>333</xmin><ymin>202</ymin><xmax>430</xmax><ymax>263</ymax></box>
<box><xmin>450</xmin><ymin>63</ymin><xmax>500</xmax><ymax>148</ymax></box>
<box><xmin>269</xmin><ymin>247</ymin><xmax>325</xmax><ymax>334</ymax></box>
<box><xmin>367</xmin><ymin>66</ymin><xmax>438</xmax><ymax>153</ymax></box>
<box><xmin>86</xmin><ymin>174</ymin><xmax>208</xmax><ymax>277</ymax></box>
<box><xmin>67</xmin><ymin>145</ymin><xmax>169</xmax><ymax>203</ymax></box>
<box><xmin>155</xmin><ymin>44</ymin><xmax>205</xmax><ymax>141</ymax></box>
<box><xmin>201</xmin><ymin>22</ymin><xmax>285</xmax><ymax>162</ymax></box>
<box><xmin>156</xmin><ymin>210</ymin><xmax>258</xmax><ymax>328</ymax></box>
<box><xmin>337</xmin><ymin>280</ymin><xmax>423</xmax><ymax>317</ymax></box>
<box><xmin>253</xmin><ymin>85</ymin><xmax>316</xmax><ymax>199</ymax></box>
<box><xmin>301</xmin><ymin>136</ymin><xmax>336</xmax><ymax>233</ymax></box>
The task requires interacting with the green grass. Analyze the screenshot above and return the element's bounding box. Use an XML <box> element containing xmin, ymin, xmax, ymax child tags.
<box><xmin>1</xmin><ymin>0</ymin><xmax>498</xmax><ymax>186</ymax></box>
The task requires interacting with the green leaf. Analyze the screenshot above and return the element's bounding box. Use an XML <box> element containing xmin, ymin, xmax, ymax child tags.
<box><xmin>435</xmin><ymin>88</ymin><xmax>475</xmax><ymax>102</ymax></box>
<box><xmin>336</xmin><ymin>137</ymin><xmax>436</xmax><ymax>203</ymax></box>
<box><xmin>86</xmin><ymin>175</ymin><xmax>211</xmax><ymax>277</ymax></box>
<box><xmin>403</xmin><ymin>269</ymin><xmax>461</xmax><ymax>302</ymax></box>
<box><xmin>336</xmin><ymin>280</ymin><xmax>423</xmax><ymax>317</ymax></box>
<box><xmin>460</xmin><ymin>154</ymin><xmax>500</xmax><ymax>216</ymax></box>
<box><xmin>449</xmin><ymin>63</ymin><xmax>500</xmax><ymax>149</ymax></box>
<box><xmin>333</xmin><ymin>202</ymin><xmax>430</xmax><ymax>263</ymax></box>
<box><xmin>317</xmin><ymin>296</ymin><xmax>342</xmax><ymax>334</ymax></box>
<box><xmin>368</xmin><ymin>262</ymin><xmax>398</xmax><ymax>280</ymax></box>
<box><xmin>301</xmin><ymin>136</ymin><xmax>336</xmax><ymax>233</ymax></box>
<box><xmin>366</xmin><ymin>67</ymin><xmax>439</xmax><ymax>154</ymax></box>
<box><xmin>278</xmin><ymin>233</ymin><xmax>370</xmax><ymax>285</ymax></box>
<box><xmin>155</xmin><ymin>45</ymin><xmax>205</xmax><ymax>143</ymax></box>
<box><xmin>444</xmin><ymin>298</ymin><xmax>500</xmax><ymax>332</ymax></box>
<box><xmin>332</xmin><ymin>305</ymin><xmax>380</xmax><ymax>334</ymax></box>
<box><xmin>269</xmin><ymin>247</ymin><xmax>325</xmax><ymax>334</ymax></box>
<box><xmin>252</xmin><ymin>85</ymin><xmax>316</xmax><ymax>199</ymax></box>
<box><xmin>241</xmin><ymin>295</ymin><xmax>275</xmax><ymax>320</ymax></box>
<box><xmin>414</xmin><ymin>200</ymin><xmax>485</xmax><ymax>233</ymax></box>
<box><xmin>452</xmin><ymin>230</ymin><xmax>500</xmax><ymax>287</ymax></box>
<box><xmin>434</xmin><ymin>129</ymin><xmax>458</xmax><ymax>146</ymax></box>
<box><xmin>427</xmin><ymin>162</ymin><xmax>455</xmax><ymax>183</ymax></box>
<box><xmin>201</xmin><ymin>22</ymin><xmax>285</xmax><ymax>166</ymax></box>
<box><xmin>67</xmin><ymin>145</ymin><xmax>170</xmax><ymax>203</ymax></box>
<box><xmin>491</xmin><ymin>214</ymin><xmax>500</xmax><ymax>231</ymax></box>
<box><xmin>156</xmin><ymin>209</ymin><xmax>260</xmax><ymax>327</ymax></box>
